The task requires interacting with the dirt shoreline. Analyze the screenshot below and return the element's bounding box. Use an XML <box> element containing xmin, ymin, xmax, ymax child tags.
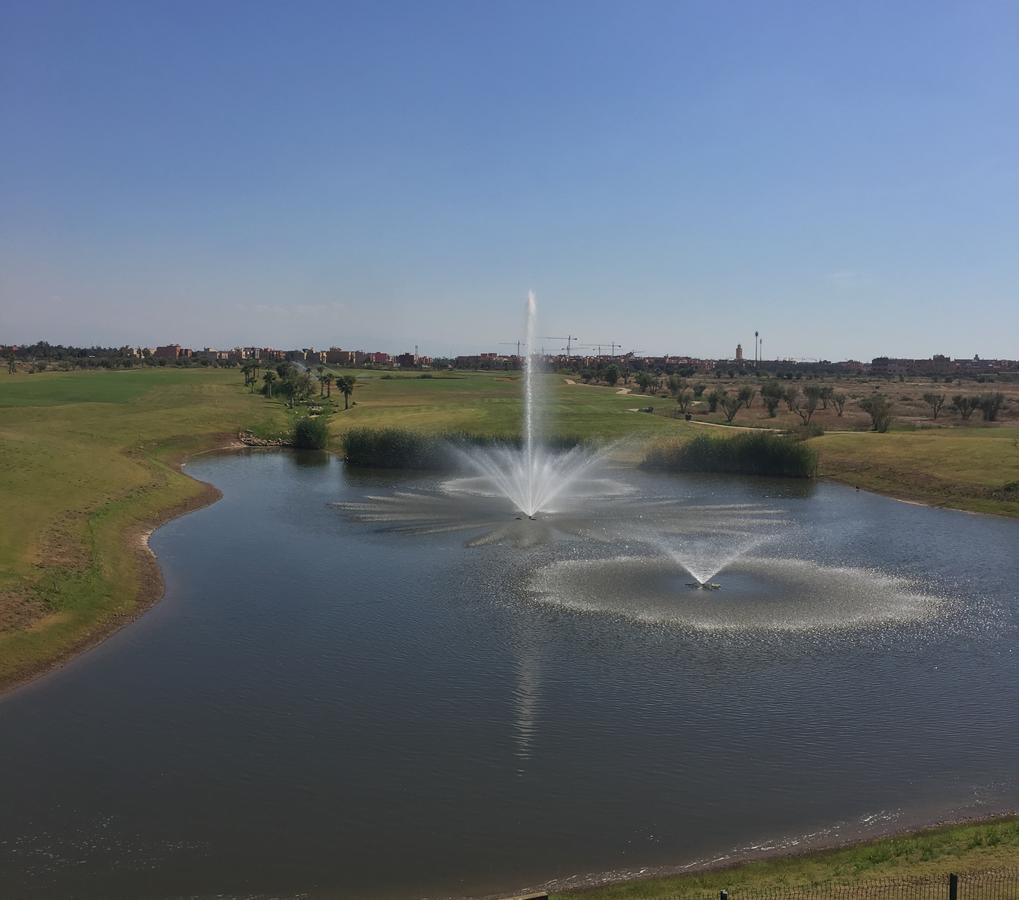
<box><xmin>508</xmin><ymin>809</ymin><xmax>1019</xmax><ymax>899</ymax></box>
<box><xmin>0</xmin><ymin>434</ymin><xmax>249</xmax><ymax>699</ymax></box>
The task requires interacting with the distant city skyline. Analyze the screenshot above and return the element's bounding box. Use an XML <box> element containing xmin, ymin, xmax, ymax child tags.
<box><xmin>2</xmin><ymin>1</ymin><xmax>1017</xmax><ymax>360</ymax></box>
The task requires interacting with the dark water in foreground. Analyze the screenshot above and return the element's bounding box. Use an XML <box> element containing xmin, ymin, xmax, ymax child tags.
<box><xmin>1</xmin><ymin>451</ymin><xmax>1018</xmax><ymax>899</ymax></box>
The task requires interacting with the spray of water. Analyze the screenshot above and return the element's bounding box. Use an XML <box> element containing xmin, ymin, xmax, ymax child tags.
<box><xmin>524</xmin><ymin>290</ymin><xmax>538</xmax><ymax>513</ymax></box>
<box><xmin>452</xmin><ymin>291</ymin><xmax>617</xmax><ymax>518</ymax></box>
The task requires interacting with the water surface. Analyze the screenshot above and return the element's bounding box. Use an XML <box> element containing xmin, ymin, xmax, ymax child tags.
<box><xmin>1</xmin><ymin>450</ymin><xmax>1017</xmax><ymax>898</ymax></box>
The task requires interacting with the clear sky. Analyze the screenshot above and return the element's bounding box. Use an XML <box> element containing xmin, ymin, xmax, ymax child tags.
<box><xmin>2</xmin><ymin>1</ymin><xmax>1017</xmax><ymax>360</ymax></box>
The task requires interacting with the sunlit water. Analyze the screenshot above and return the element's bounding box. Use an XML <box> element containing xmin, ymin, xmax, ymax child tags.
<box><xmin>1</xmin><ymin>452</ymin><xmax>1018</xmax><ymax>899</ymax></box>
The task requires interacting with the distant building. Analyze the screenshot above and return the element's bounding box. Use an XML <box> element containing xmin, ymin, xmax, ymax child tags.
<box><xmin>154</xmin><ymin>344</ymin><xmax>182</xmax><ymax>360</ymax></box>
<box><xmin>736</xmin><ymin>343</ymin><xmax>744</xmax><ymax>365</ymax></box>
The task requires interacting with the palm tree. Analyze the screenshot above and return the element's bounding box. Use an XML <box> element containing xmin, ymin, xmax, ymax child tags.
<box><xmin>318</xmin><ymin>374</ymin><xmax>326</xmax><ymax>397</ymax></box>
<box><xmin>337</xmin><ymin>375</ymin><xmax>356</xmax><ymax>410</ymax></box>
<box><xmin>7</xmin><ymin>356</ymin><xmax>16</xmax><ymax>375</ymax></box>
<box><xmin>263</xmin><ymin>370</ymin><xmax>276</xmax><ymax>397</ymax></box>
<box><xmin>324</xmin><ymin>373</ymin><xmax>334</xmax><ymax>398</ymax></box>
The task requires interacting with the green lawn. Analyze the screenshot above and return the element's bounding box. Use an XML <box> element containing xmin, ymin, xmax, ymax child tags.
<box><xmin>817</xmin><ymin>427</ymin><xmax>1019</xmax><ymax>517</ymax></box>
<box><xmin>551</xmin><ymin>818</ymin><xmax>1019</xmax><ymax>899</ymax></box>
<box><xmin>322</xmin><ymin>370</ymin><xmax>684</xmax><ymax>440</ymax></box>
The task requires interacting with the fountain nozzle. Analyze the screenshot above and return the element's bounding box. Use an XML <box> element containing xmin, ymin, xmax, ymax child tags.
<box><xmin>687</xmin><ymin>582</ymin><xmax>721</xmax><ymax>591</ymax></box>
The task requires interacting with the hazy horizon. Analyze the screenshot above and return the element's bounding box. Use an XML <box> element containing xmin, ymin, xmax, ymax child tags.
<box><xmin>2</xmin><ymin>1</ymin><xmax>1017</xmax><ymax>360</ymax></box>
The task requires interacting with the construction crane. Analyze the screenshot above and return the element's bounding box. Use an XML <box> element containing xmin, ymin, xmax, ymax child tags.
<box><xmin>498</xmin><ymin>340</ymin><xmax>523</xmax><ymax>358</ymax></box>
<box><xmin>538</xmin><ymin>335</ymin><xmax>579</xmax><ymax>357</ymax></box>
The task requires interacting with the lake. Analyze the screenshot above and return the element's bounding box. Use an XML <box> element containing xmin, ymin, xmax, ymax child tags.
<box><xmin>1</xmin><ymin>450</ymin><xmax>1017</xmax><ymax>899</ymax></box>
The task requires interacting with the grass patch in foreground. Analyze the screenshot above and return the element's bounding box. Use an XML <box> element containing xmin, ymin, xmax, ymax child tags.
<box><xmin>552</xmin><ymin>817</ymin><xmax>1019</xmax><ymax>899</ymax></box>
<box><xmin>643</xmin><ymin>432</ymin><xmax>817</xmax><ymax>478</ymax></box>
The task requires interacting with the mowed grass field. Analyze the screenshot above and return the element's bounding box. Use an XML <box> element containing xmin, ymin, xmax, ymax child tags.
<box><xmin>551</xmin><ymin>817</ymin><xmax>1019</xmax><ymax>900</ymax></box>
<box><xmin>320</xmin><ymin>369</ymin><xmax>683</xmax><ymax>440</ymax></box>
<box><xmin>818</xmin><ymin>427</ymin><xmax>1019</xmax><ymax>517</ymax></box>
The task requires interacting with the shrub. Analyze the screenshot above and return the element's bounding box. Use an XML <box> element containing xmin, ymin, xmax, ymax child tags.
<box><xmin>859</xmin><ymin>395</ymin><xmax>894</xmax><ymax>432</ymax></box>
<box><xmin>790</xmin><ymin>422</ymin><xmax>825</xmax><ymax>440</ymax></box>
<box><xmin>342</xmin><ymin>428</ymin><xmax>583</xmax><ymax>470</ymax></box>
<box><xmin>951</xmin><ymin>395</ymin><xmax>980</xmax><ymax>421</ymax></box>
<box><xmin>643</xmin><ymin>432</ymin><xmax>817</xmax><ymax>478</ymax></box>
<box><xmin>293</xmin><ymin>416</ymin><xmax>329</xmax><ymax>449</ymax></box>
<box><xmin>978</xmin><ymin>392</ymin><xmax>1006</xmax><ymax>422</ymax></box>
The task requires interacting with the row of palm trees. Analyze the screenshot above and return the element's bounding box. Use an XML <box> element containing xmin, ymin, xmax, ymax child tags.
<box><xmin>241</xmin><ymin>360</ymin><xmax>356</xmax><ymax>409</ymax></box>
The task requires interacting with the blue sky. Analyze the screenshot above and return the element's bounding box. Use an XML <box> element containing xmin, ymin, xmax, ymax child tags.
<box><xmin>2</xmin><ymin>0</ymin><xmax>1017</xmax><ymax>360</ymax></box>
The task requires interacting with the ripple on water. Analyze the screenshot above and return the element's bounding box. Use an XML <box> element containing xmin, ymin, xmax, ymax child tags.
<box><xmin>526</xmin><ymin>555</ymin><xmax>953</xmax><ymax>634</ymax></box>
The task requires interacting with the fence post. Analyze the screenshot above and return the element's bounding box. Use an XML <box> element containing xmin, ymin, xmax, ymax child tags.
<box><xmin>949</xmin><ymin>872</ymin><xmax>958</xmax><ymax>900</ymax></box>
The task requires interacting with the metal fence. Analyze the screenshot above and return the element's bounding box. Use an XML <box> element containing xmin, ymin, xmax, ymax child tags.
<box><xmin>710</xmin><ymin>869</ymin><xmax>1019</xmax><ymax>900</ymax></box>
<box><xmin>515</xmin><ymin>869</ymin><xmax>1019</xmax><ymax>900</ymax></box>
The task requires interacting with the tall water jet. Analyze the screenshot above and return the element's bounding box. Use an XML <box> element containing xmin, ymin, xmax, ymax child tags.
<box><xmin>524</xmin><ymin>290</ymin><xmax>538</xmax><ymax>516</ymax></box>
<box><xmin>446</xmin><ymin>291</ymin><xmax>622</xmax><ymax>519</ymax></box>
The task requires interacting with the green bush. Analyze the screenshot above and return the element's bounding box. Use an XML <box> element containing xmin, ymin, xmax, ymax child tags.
<box><xmin>643</xmin><ymin>432</ymin><xmax>817</xmax><ymax>478</ymax></box>
<box><xmin>342</xmin><ymin>428</ymin><xmax>583</xmax><ymax>470</ymax></box>
<box><xmin>790</xmin><ymin>422</ymin><xmax>825</xmax><ymax>441</ymax></box>
<box><xmin>293</xmin><ymin>416</ymin><xmax>329</xmax><ymax>449</ymax></box>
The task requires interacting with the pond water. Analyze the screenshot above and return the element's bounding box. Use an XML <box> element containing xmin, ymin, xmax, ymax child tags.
<box><xmin>1</xmin><ymin>450</ymin><xmax>1018</xmax><ymax>899</ymax></box>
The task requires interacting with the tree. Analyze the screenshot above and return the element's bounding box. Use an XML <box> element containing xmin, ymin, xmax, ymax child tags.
<box><xmin>783</xmin><ymin>385</ymin><xmax>800</xmax><ymax>412</ymax></box>
<box><xmin>859</xmin><ymin>395</ymin><xmax>893</xmax><ymax>432</ymax></box>
<box><xmin>791</xmin><ymin>390</ymin><xmax>819</xmax><ymax>424</ymax></box>
<box><xmin>604</xmin><ymin>364</ymin><xmax>619</xmax><ymax>387</ymax></box>
<box><xmin>818</xmin><ymin>385</ymin><xmax>834</xmax><ymax>409</ymax></box>
<box><xmin>675</xmin><ymin>389</ymin><xmax>694</xmax><ymax>414</ymax></box>
<box><xmin>242</xmin><ymin>360</ymin><xmax>257</xmax><ymax>391</ymax></box>
<box><xmin>263</xmin><ymin>370</ymin><xmax>276</xmax><ymax>397</ymax></box>
<box><xmin>719</xmin><ymin>392</ymin><xmax>743</xmax><ymax>423</ymax></box>
<box><xmin>337</xmin><ymin>375</ymin><xmax>356</xmax><ymax>409</ymax></box>
<box><xmin>978</xmin><ymin>392</ymin><xmax>1006</xmax><ymax>422</ymax></box>
<box><xmin>737</xmin><ymin>385</ymin><xmax>756</xmax><ymax>409</ymax></box>
<box><xmin>922</xmin><ymin>392</ymin><xmax>946</xmax><ymax>420</ymax></box>
<box><xmin>692</xmin><ymin>382</ymin><xmax>707</xmax><ymax>399</ymax></box>
<box><xmin>832</xmin><ymin>392</ymin><xmax>848</xmax><ymax>416</ymax></box>
<box><xmin>950</xmin><ymin>394</ymin><xmax>979</xmax><ymax>421</ymax></box>
<box><xmin>635</xmin><ymin>371</ymin><xmax>654</xmax><ymax>394</ymax></box>
<box><xmin>706</xmin><ymin>389</ymin><xmax>722</xmax><ymax>413</ymax></box>
<box><xmin>323</xmin><ymin>373</ymin><xmax>334</xmax><ymax>398</ymax></box>
<box><xmin>760</xmin><ymin>380</ymin><xmax>784</xmax><ymax>417</ymax></box>
<box><xmin>7</xmin><ymin>356</ymin><xmax>17</xmax><ymax>375</ymax></box>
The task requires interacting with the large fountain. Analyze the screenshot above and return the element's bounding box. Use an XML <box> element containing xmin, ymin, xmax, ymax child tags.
<box><xmin>448</xmin><ymin>291</ymin><xmax>618</xmax><ymax>518</ymax></box>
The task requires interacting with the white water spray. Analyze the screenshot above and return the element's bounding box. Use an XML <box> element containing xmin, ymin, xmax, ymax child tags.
<box><xmin>524</xmin><ymin>290</ymin><xmax>537</xmax><ymax>514</ymax></box>
<box><xmin>451</xmin><ymin>292</ymin><xmax>617</xmax><ymax>518</ymax></box>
